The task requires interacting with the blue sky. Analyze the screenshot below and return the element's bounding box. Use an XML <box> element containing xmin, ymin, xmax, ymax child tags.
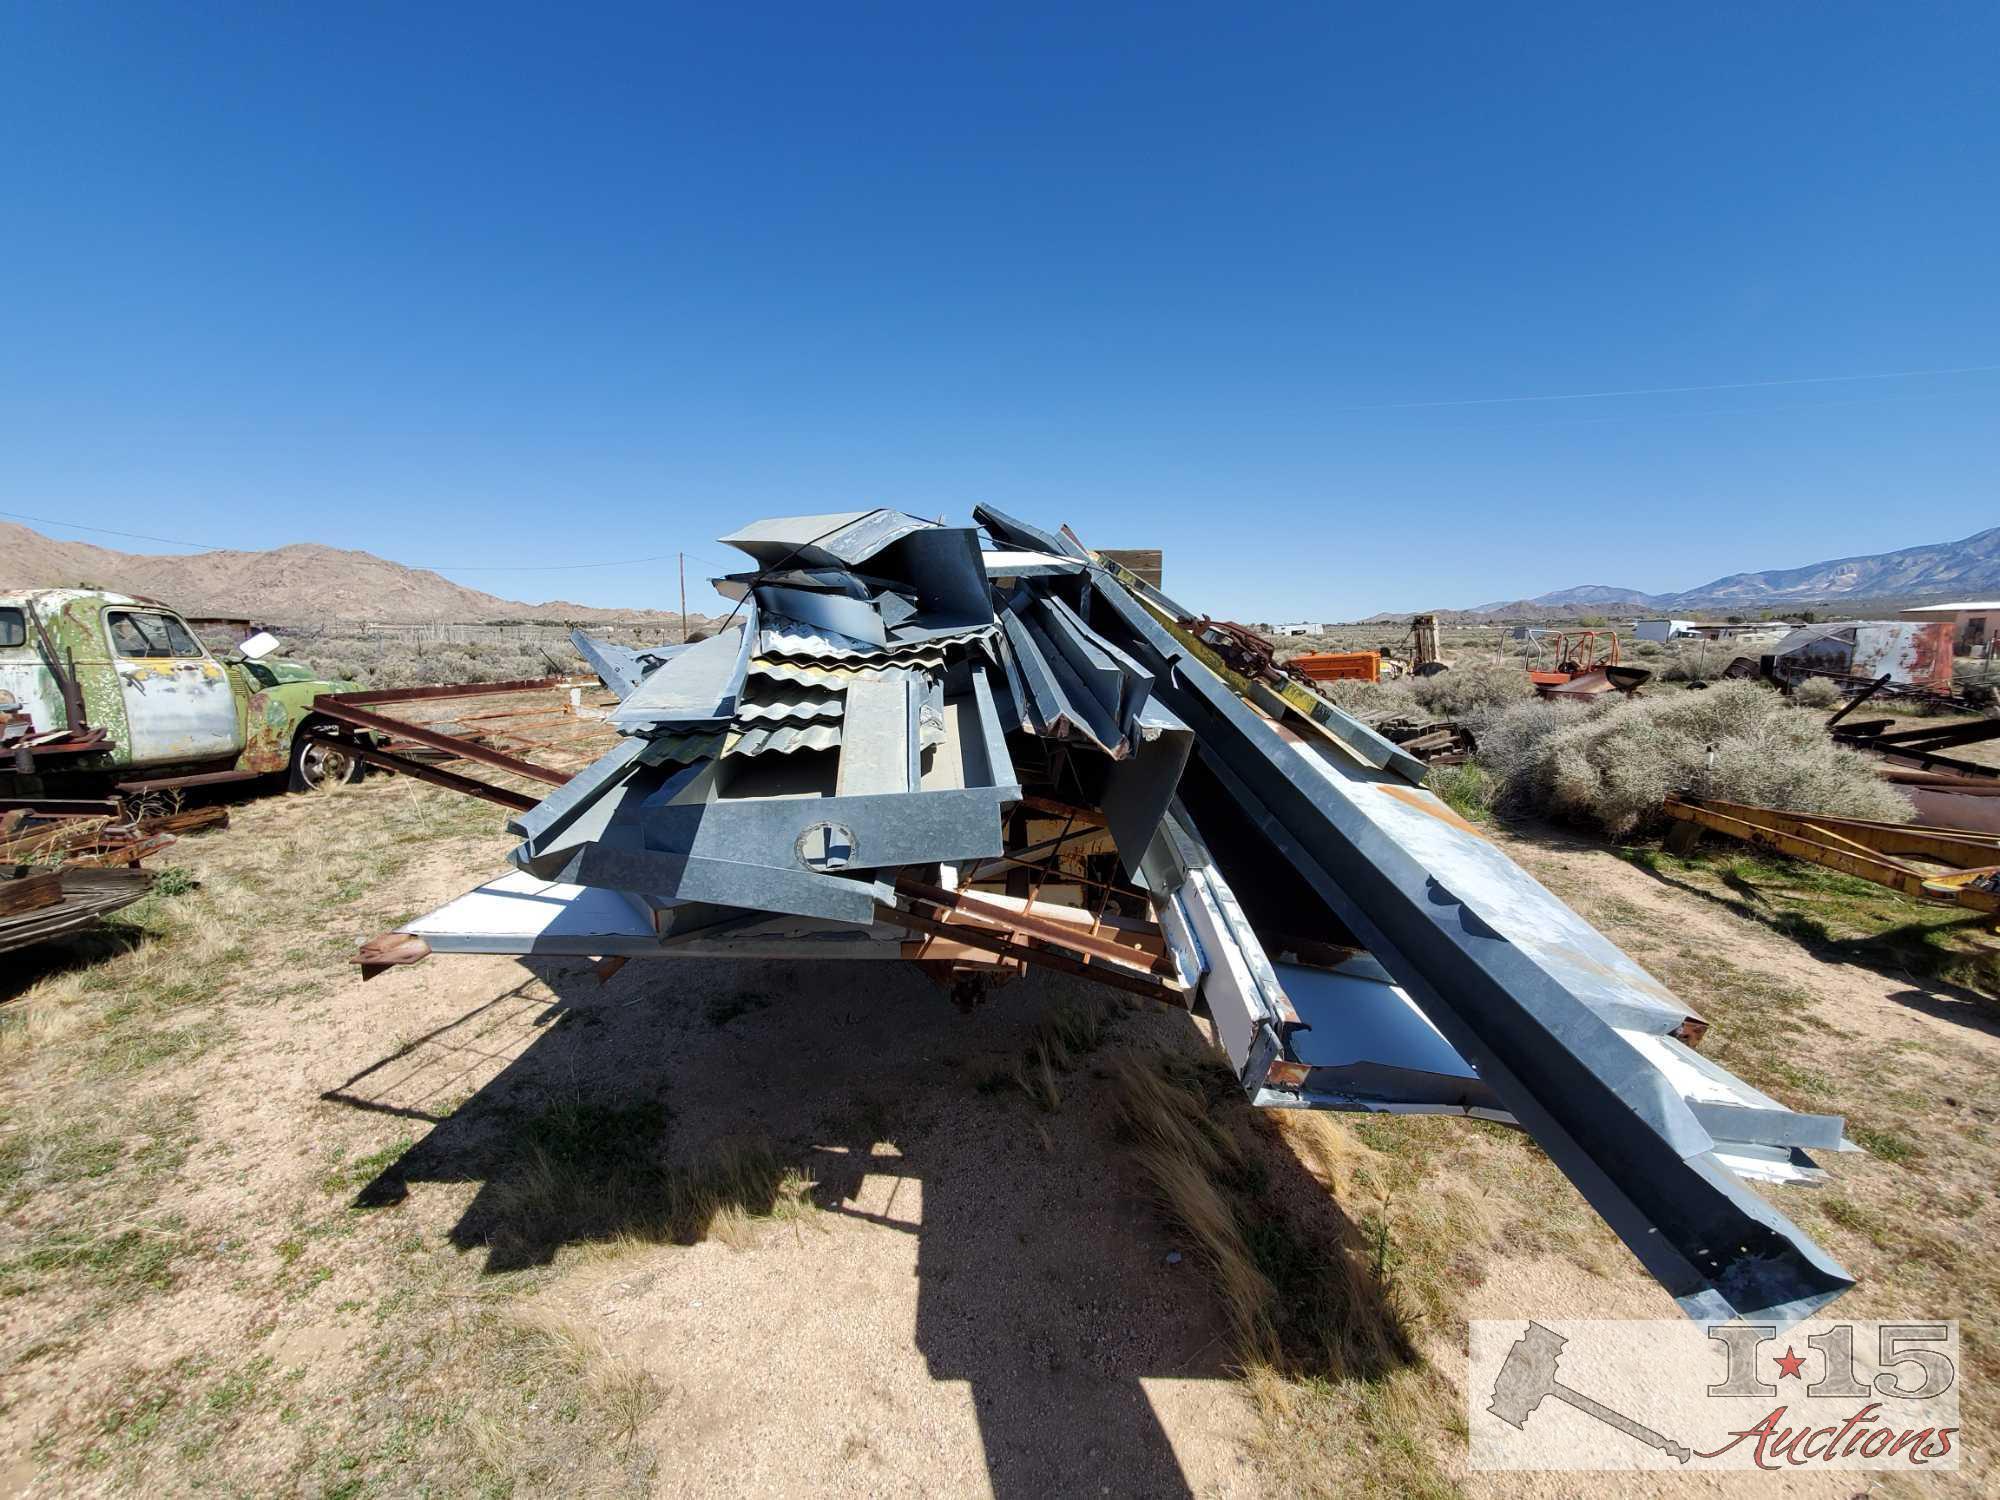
<box><xmin>2</xmin><ymin>3</ymin><xmax>1994</xmax><ymax>619</ymax></box>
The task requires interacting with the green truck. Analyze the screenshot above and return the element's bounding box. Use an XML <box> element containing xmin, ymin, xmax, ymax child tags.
<box><xmin>0</xmin><ymin>588</ymin><xmax>367</xmax><ymax>799</ymax></box>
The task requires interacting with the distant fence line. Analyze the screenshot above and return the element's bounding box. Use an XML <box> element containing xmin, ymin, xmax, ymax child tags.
<box><xmin>266</xmin><ymin>620</ymin><xmax>686</xmax><ymax>646</ymax></box>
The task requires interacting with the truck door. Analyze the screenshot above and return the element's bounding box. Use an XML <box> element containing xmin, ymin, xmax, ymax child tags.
<box><xmin>106</xmin><ymin>608</ymin><xmax>242</xmax><ymax>765</ymax></box>
<box><xmin>0</xmin><ymin>605</ymin><xmax>42</xmax><ymax>727</ymax></box>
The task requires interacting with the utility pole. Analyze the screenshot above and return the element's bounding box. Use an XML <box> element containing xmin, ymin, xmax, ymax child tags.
<box><xmin>679</xmin><ymin>553</ymin><xmax>688</xmax><ymax>642</ymax></box>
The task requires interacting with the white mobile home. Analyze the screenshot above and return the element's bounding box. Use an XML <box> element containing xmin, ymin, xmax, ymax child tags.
<box><xmin>1633</xmin><ymin>619</ymin><xmax>1697</xmax><ymax>642</ymax></box>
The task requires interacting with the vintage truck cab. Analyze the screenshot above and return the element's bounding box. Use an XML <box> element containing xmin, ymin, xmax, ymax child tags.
<box><xmin>0</xmin><ymin>588</ymin><xmax>365</xmax><ymax>796</ymax></box>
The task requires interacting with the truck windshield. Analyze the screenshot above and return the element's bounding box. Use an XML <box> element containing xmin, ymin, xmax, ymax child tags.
<box><xmin>0</xmin><ymin>608</ymin><xmax>23</xmax><ymax>649</ymax></box>
<box><xmin>108</xmin><ymin>611</ymin><xmax>206</xmax><ymax>659</ymax></box>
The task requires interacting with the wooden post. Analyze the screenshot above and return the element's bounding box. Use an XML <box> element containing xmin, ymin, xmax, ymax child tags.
<box><xmin>679</xmin><ymin>553</ymin><xmax>688</xmax><ymax>642</ymax></box>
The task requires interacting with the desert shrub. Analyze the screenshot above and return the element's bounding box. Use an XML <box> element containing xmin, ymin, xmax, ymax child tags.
<box><xmin>1407</xmin><ymin>662</ymin><xmax>1530</xmax><ymax>721</ymax></box>
<box><xmin>1475</xmin><ymin>681</ymin><xmax>1909</xmax><ymax>836</ymax></box>
<box><xmin>1472</xmin><ymin>699</ymin><xmax>1571</xmax><ymax>787</ymax></box>
<box><xmin>1306</xmin><ymin>676</ymin><xmax>1421</xmax><ymax>719</ymax></box>
<box><xmin>1790</xmin><ymin>676</ymin><xmax>1843</xmax><ymax>710</ymax></box>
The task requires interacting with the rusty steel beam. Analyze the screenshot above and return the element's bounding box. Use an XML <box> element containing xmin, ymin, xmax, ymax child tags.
<box><xmin>322</xmin><ymin>676</ymin><xmax>568</xmax><ymax>707</ymax></box>
<box><xmin>353</xmin><ymin>931</ymin><xmax>432</xmax><ymax>981</ymax></box>
<box><xmin>1825</xmin><ymin>674</ymin><xmax>1891</xmax><ymax>729</ymax></box>
<box><xmin>310</xmin><ymin>700</ymin><xmax>570</xmax><ymax>787</ymax></box>
<box><xmin>895</xmin><ymin>874</ymin><xmax>1175</xmax><ymax>974</ymax></box>
<box><xmin>1015</xmin><ymin>794</ymin><xmax>1107</xmax><ymax>826</ymax></box>
<box><xmin>874</xmin><ymin>903</ymin><xmax>1186</xmax><ymax>1005</ymax></box>
<box><xmin>305</xmin><ymin>733</ymin><xmax>541</xmax><ymax>812</ymax></box>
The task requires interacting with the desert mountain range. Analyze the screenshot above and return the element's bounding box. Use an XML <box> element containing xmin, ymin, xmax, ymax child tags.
<box><xmin>0</xmin><ymin>522</ymin><xmax>691</xmax><ymax>624</ymax></box>
<box><xmin>1376</xmin><ymin>524</ymin><xmax>2000</xmax><ymax>622</ymax></box>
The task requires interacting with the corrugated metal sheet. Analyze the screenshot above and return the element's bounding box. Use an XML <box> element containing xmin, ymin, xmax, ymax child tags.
<box><xmin>758</xmin><ymin>618</ymin><xmax>996</xmax><ymax>664</ymax></box>
<box><xmin>647</xmin><ymin>730</ymin><xmax>727</xmax><ymax>763</ymax></box>
<box><xmin>748</xmin><ymin>657</ymin><xmax>900</xmax><ymax>687</ymax></box>
<box><xmin>732</xmin><ymin>687</ymin><xmax>846</xmax><ymax>724</ymax></box>
<box><xmin>723</xmin><ymin>721</ymin><xmax>844</xmax><ymax>759</ymax></box>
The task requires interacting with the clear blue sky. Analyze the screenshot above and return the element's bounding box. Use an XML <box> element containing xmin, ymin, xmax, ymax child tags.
<box><xmin>3</xmin><ymin>3</ymin><xmax>1995</xmax><ymax>619</ymax></box>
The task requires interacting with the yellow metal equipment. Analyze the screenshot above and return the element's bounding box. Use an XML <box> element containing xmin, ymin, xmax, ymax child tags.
<box><xmin>1663</xmin><ymin>797</ymin><xmax>2000</xmax><ymax>916</ymax></box>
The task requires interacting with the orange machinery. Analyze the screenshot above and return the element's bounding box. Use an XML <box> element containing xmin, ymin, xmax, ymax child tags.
<box><xmin>1291</xmin><ymin>650</ymin><xmax>1382</xmax><ymax>685</ymax></box>
<box><xmin>1528</xmin><ymin>631</ymin><xmax>1650</xmax><ymax>700</ymax></box>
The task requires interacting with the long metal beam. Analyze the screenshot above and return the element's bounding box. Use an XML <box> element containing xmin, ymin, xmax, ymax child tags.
<box><xmin>311</xmin><ymin>698</ymin><xmax>571</xmax><ymax>787</ymax></box>
<box><xmin>305</xmin><ymin>733</ymin><xmax>541</xmax><ymax>812</ymax></box>
<box><xmin>1083</xmin><ymin>567</ymin><xmax>1853</xmax><ymax>1325</ymax></box>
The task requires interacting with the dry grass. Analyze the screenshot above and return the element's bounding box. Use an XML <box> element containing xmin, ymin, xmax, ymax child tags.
<box><xmin>0</xmin><ymin>776</ymin><xmax>692</xmax><ymax>1494</ymax></box>
<box><xmin>480</xmin><ymin>1089</ymin><xmax>820</xmax><ymax>1260</ymax></box>
<box><xmin>1110</xmin><ymin>1052</ymin><xmax>1461</xmax><ymax>1497</ymax></box>
<box><xmin>477</xmin><ymin>1304</ymin><xmax>663</xmax><ymax>1453</ymax></box>
<box><xmin>1523</xmin><ymin>833</ymin><xmax>2000</xmax><ymax>1460</ymax></box>
<box><xmin>1617</xmin><ymin>843</ymin><xmax>2000</xmax><ymax>1007</ymax></box>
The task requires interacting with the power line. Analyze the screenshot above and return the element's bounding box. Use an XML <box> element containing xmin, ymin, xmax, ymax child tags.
<box><xmin>0</xmin><ymin>510</ymin><xmax>229</xmax><ymax>552</ymax></box>
<box><xmin>1340</xmin><ymin>361</ymin><xmax>2000</xmax><ymax>411</ymax></box>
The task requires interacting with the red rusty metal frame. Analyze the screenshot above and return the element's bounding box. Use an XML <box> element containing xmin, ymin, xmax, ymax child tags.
<box><xmin>302</xmin><ymin>732</ymin><xmax>542</xmax><ymax>812</ymax></box>
<box><xmin>874</xmin><ymin>901</ymin><xmax>1186</xmax><ymax>1005</ymax></box>
<box><xmin>321</xmin><ymin>676</ymin><xmax>568</xmax><ymax>707</ymax></box>
<box><xmin>311</xmin><ymin>680</ymin><xmax>577</xmax><ymax>807</ymax></box>
<box><xmin>894</xmin><ymin>874</ymin><xmax>1175</xmax><ymax>975</ymax></box>
<box><xmin>352</xmin><ymin>931</ymin><xmax>432</xmax><ymax>980</ymax></box>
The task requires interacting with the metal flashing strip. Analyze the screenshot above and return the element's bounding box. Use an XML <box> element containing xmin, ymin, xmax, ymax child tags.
<box><xmin>980</xmin><ymin>548</ymin><xmax>1089</xmax><ymax>578</ymax></box>
<box><xmin>972</xmin><ymin>503</ymin><xmax>1092</xmax><ymax>561</ymax></box>
<box><xmin>836</xmin><ymin>671</ymin><xmax>918</xmax><ymax>796</ymax></box>
<box><xmin>609</xmin><ymin>597</ymin><xmax>759</xmax><ymax>732</ymax></box>
<box><xmin>571</xmin><ymin>631</ymin><xmax>688</xmax><ymax>701</ymax></box>
<box><xmin>998</xmin><ymin>607</ymin><xmax>1123</xmax><ymax>755</ymax></box>
<box><xmin>752</xmin><ymin>585</ymin><xmax>890</xmax><ymax>647</ymax></box>
<box><xmin>718</xmin><ymin>509</ymin><xmax>933</xmax><ymax>570</ymax></box>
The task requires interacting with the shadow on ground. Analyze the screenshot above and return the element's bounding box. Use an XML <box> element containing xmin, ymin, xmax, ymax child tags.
<box><xmin>321</xmin><ymin>954</ymin><xmax>1405</xmax><ymax>1496</ymax></box>
<box><xmin>1</xmin><ymin>922</ymin><xmax>153</xmax><ymax>1003</ymax></box>
<box><xmin>1625</xmin><ymin>858</ymin><xmax>2000</xmax><ymax>1032</ymax></box>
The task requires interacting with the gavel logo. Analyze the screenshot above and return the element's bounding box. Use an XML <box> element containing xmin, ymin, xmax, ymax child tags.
<box><xmin>1488</xmin><ymin>1321</ymin><xmax>1693</xmax><ymax>1464</ymax></box>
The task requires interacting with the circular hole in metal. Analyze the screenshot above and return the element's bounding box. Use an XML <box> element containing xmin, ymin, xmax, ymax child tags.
<box><xmin>796</xmin><ymin>821</ymin><xmax>857</xmax><ymax>872</ymax></box>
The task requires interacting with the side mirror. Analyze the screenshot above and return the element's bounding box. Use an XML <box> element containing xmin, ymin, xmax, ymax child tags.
<box><xmin>238</xmin><ymin>631</ymin><xmax>280</xmax><ymax>661</ymax></box>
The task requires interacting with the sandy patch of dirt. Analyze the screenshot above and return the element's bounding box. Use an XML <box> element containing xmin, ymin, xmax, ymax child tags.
<box><xmin>2</xmin><ymin>777</ymin><xmax>1268</xmax><ymax>1497</ymax></box>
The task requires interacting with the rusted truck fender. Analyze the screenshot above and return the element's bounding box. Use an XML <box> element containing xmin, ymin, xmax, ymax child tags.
<box><xmin>235</xmin><ymin>671</ymin><xmax>365</xmax><ymax>775</ymax></box>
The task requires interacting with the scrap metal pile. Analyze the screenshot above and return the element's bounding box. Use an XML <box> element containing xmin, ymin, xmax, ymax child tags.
<box><xmin>366</xmin><ymin>506</ymin><xmax>1858</xmax><ymax>1325</ymax></box>
<box><xmin>0</xmin><ymin>802</ymin><xmax>222</xmax><ymax>955</ymax></box>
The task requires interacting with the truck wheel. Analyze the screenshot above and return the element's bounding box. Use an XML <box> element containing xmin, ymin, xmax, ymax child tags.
<box><xmin>290</xmin><ymin>726</ymin><xmax>365</xmax><ymax>791</ymax></box>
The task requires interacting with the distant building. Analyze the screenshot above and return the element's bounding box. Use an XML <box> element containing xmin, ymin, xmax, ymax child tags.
<box><xmin>1682</xmin><ymin>621</ymin><xmax>1792</xmax><ymax>642</ymax></box>
<box><xmin>1633</xmin><ymin>619</ymin><xmax>1698</xmax><ymax>642</ymax></box>
<box><xmin>1897</xmin><ymin>600</ymin><xmax>2000</xmax><ymax>656</ymax></box>
<box><xmin>1273</xmin><ymin>622</ymin><xmax>1321</xmax><ymax>637</ymax></box>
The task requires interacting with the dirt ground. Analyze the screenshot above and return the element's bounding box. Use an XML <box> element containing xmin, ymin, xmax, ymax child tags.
<box><xmin>3</xmin><ymin>737</ymin><xmax>1997</xmax><ymax>1495</ymax></box>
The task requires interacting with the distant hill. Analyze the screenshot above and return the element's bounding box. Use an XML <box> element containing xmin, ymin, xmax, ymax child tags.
<box><xmin>0</xmin><ymin>522</ymin><xmax>696</xmax><ymax>625</ymax></box>
<box><xmin>1434</xmin><ymin>525</ymin><xmax>2000</xmax><ymax>621</ymax></box>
